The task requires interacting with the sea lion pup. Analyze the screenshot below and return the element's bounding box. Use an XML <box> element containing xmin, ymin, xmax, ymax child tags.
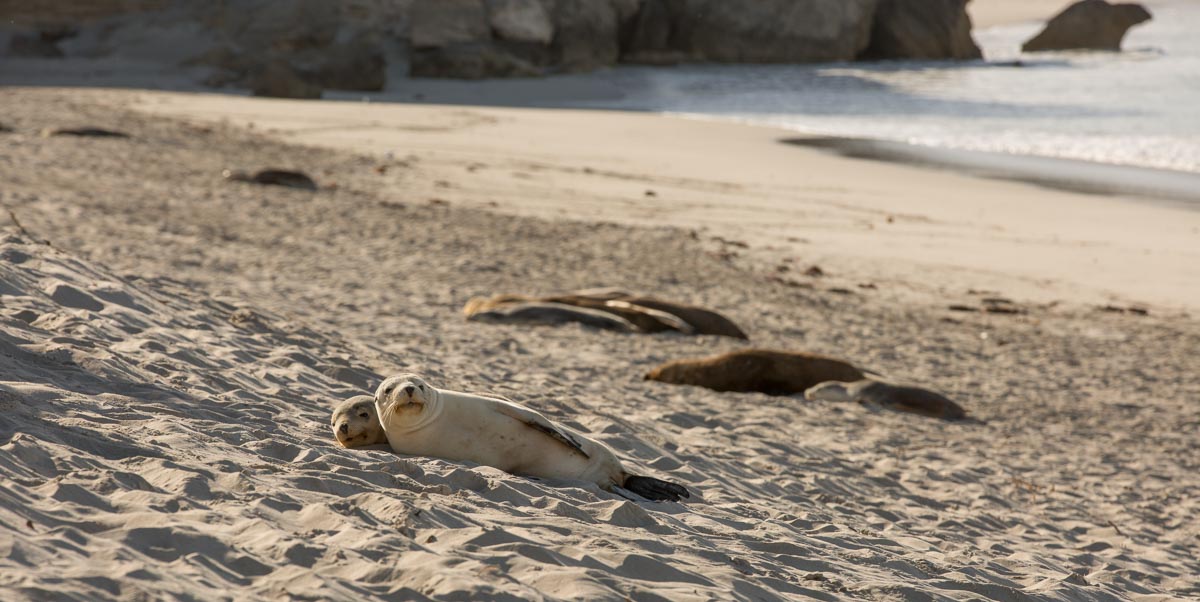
<box><xmin>805</xmin><ymin>379</ymin><xmax>968</xmax><ymax>421</ymax></box>
<box><xmin>645</xmin><ymin>349</ymin><xmax>864</xmax><ymax>395</ymax></box>
<box><xmin>467</xmin><ymin>301</ymin><xmax>638</xmax><ymax>332</ymax></box>
<box><xmin>374</xmin><ymin>374</ymin><xmax>690</xmax><ymax>502</ymax></box>
<box><xmin>330</xmin><ymin>395</ymin><xmax>389</xmax><ymax>448</ymax></box>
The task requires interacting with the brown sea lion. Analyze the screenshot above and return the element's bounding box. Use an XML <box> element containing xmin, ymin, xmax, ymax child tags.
<box><xmin>645</xmin><ymin>349</ymin><xmax>864</xmax><ymax>395</ymax></box>
<box><xmin>222</xmin><ymin>168</ymin><xmax>318</xmax><ymax>190</ymax></box>
<box><xmin>43</xmin><ymin>127</ymin><xmax>130</xmax><ymax>138</ymax></box>
<box><xmin>615</xmin><ymin>296</ymin><xmax>747</xmax><ymax>339</ymax></box>
<box><xmin>463</xmin><ymin>293</ymin><xmax>693</xmax><ymax>334</ymax></box>
<box><xmin>467</xmin><ymin>301</ymin><xmax>637</xmax><ymax>332</ymax></box>
<box><xmin>804</xmin><ymin>379</ymin><xmax>968</xmax><ymax>421</ymax></box>
<box><xmin>465</xmin><ymin>290</ymin><xmax>745</xmax><ymax>337</ymax></box>
<box><xmin>544</xmin><ymin>296</ymin><xmax>693</xmax><ymax>334</ymax></box>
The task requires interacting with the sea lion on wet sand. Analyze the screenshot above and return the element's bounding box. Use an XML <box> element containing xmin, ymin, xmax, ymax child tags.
<box><xmin>467</xmin><ymin>301</ymin><xmax>638</xmax><ymax>332</ymax></box>
<box><xmin>330</xmin><ymin>395</ymin><xmax>390</xmax><ymax>448</ymax></box>
<box><xmin>804</xmin><ymin>379</ymin><xmax>968</xmax><ymax>421</ymax></box>
<box><xmin>645</xmin><ymin>349</ymin><xmax>865</xmax><ymax>395</ymax></box>
<box><xmin>374</xmin><ymin>374</ymin><xmax>690</xmax><ymax>502</ymax></box>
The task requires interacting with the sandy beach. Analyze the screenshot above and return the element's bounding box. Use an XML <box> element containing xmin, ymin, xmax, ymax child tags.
<box><xmin>1</xmin><ymin>82</ymin><xmax>1197</xmax><ymax>601</ymax></box>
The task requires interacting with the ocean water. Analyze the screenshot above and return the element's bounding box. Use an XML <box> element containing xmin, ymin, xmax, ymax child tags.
<box><xmin>576</xmin><ymin>1</ymin><xmax>1200</xmax><ymax>174</ymax></box>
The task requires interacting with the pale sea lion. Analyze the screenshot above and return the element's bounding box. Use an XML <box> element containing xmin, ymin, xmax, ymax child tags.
<box><xmin>330</xmin><ymin>395</ymin><xmax>389</xmax><ymax>448</ymax></box>
<box><xmin>467</xmin><ymin>301</ymin><xmax>637</xmax><ymax>332</ymax></box>
<box><xmin>645</xmin><ymin>349</ymin><xmax>864</xmax><ymax>395</ymax></box>
<box><xmin>804</xmin><ymin>379</ymin><xmax>968</xmax><ymax>421</ymax></box>
<box><xmin>374</xmin><ymin>374</ymin><xmax>689</xmax><ymax>502</ymax></box>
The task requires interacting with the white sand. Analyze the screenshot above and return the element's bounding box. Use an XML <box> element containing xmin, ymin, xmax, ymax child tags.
<box><xmin>1</xmin><ymin>87</ymin><xmax>1198</xmax><ymax>601</ymax></box>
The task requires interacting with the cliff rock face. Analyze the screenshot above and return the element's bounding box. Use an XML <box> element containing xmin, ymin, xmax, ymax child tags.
<box><xmin>197</xmin><ymin>0</ymin><xmax>387</xmax><ymax>92</ymax></box>
<box><xmin>623</xmin><ymin>0</ymin><xmax>876</xmax><ymax>64</ymax></box>
<box><xmin>860</xmin><ymin>0</ymin><xmax>981</xmax><ymax>60</ymax></box>
<box><xmin>1022</xmin><ymin>0</ymin><xmax>1151</xmax><ymax>52</ymax></box>
<box><xmin>3</xmin><ymin>0</ymin><xmax>991</xmax><ymax>82</ymax></box>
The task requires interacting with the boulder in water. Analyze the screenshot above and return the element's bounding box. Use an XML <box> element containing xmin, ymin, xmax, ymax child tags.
<box><xmin>1022</xmin><ymin>0</ymin><xmax>1152</xmax><ymax>52</ymax></box>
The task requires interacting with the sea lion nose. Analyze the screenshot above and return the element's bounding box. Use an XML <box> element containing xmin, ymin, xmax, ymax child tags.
<box><xmin>339</xmin><ymin>423</ymin><xmax>348</xmax><ymax>435</ymax></box>
<box><xmin>403</xmin><ymin>385</ymin><xmax>415</xmax><ymax>396</ymax></box>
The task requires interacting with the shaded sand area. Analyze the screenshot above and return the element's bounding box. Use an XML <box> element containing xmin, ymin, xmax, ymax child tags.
<box><xmin>1</xmin><ymin>87</ymin><xmax>1198</xmax><ymax>600</ymax></box>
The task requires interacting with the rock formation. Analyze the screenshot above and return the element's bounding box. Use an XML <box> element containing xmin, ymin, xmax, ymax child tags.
<box><xmin>622</xmin><ymin>0</ymin><xmax>877</xmax><ymax>64</ymax></box>
<box><xmin>1022</xmin><ymin>0</ymin><xmax>1152</xmax><ymax>52</ymax></box>
<box><xmin>2</xmin><ymin>0</ymin><xmax>996</xmax><ymax>83</ymax></box>
<box><xmin>860</xmin><ymin>0</ymin><xmax>982</xmax><ymax>60</ymax></box>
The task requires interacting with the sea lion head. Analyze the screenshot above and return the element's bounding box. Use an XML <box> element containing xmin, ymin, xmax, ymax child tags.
<box><xmin>330</xmin><ymin>395</ymin><xmax>386</xmax><ymax>448</ymax></box>
<box><xmin>803</xmin><ymin>381</ymin><xmax>854</xmax><ymax>402</ymax></box>
<box><xmin>375</xmin><ymin>373</ymin><xmax>440</xmax><ymax>430</ymax></box>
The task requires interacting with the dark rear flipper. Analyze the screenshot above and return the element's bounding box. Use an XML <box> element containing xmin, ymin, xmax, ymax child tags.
<box><xmin>624</xmin><ymin>476</ymin><xmax>690</xmax><ymax>502</ymax></box>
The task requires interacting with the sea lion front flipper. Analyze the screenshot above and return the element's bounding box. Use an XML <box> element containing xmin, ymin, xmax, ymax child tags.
<box><xmin>490</xmin><ymin>401</ymin><xmax>590</xmax><ymax>459</ymax></box>
<box><xmin>623</xmin><ymin>476</ymin><xmax>690</xmax><ymax>502</ymax></box>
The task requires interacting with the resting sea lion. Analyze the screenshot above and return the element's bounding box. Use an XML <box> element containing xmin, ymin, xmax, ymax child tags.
<box><xmin>375</xmin><ymin>374</ymin><xmax>690</xmax><ymax>501</ymax></box>
<box><xmin>616</xmin><ymin>296</ymin><xmax>747</xmax><ymax>339</ymax></box>
<box><xmin>222</xmin><ymin>168</ymin><xmax>318</xmax><ymax>190</ymax></box>
<box><xmin>330</xmin><ymin>395</ymin><xmax>389</xmax><ymax>447</ymax></box>
<box><xmin>645</xmin><ymin>349</ymin><xmax>864</xmax><ymax>395</ymax></box>
<box><xmin>43</xmin><ymin>127</ymin><xmax>130</xmax><ymax>138</ymax></box>
<box><xmin>467</xmin><ymin>301</ymin><xmax>637</xmax><ymax>332</ymax></box>
<box><xmin>804</xmin><ymin>379</ymin><xmax>968</xmax><ymax>421</ymax></box>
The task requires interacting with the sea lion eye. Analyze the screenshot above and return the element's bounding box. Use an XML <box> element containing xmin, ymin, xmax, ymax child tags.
<box><xmin>383</xmin><ymin>384</ymin><xmax>395</xmax><ymax>395</ymax></box>
<box><xmin>358</xmin><ymin>412</ymin><xmax>369</xmax><ymax>418</ymax></box>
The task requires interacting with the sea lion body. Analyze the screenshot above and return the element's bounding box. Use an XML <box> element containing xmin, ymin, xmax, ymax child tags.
<box><xmin>375</xmin><ymin>374</ymin><xmax>688</xmax><ymax>501</ymax></box>
<box><xmin>646</xmin><ymin>349</ymin><xmax>864</xmax><ymax>395</ymax></box>
<box><xmin>466</xmin><ymin>301</ymin><xmax>637</xmax><ymax>332</ymax></box>
<box><xmin>805</xmin><ymin>379</ymin><xmax>967</xmax><ymax>421</ymax></box>
<box><xmin>463</xmin><ymin>290</ymin><xmax>739</xmax><ymax>336</ymax></box>
<box><xmin>330</xmin><ymin>395</ymin><xmax>389</xmax><ymax>448</ymax></box>
<box><xmin>222</xmin><ymin>168</ymin><xmax>317</xmax><ymax>190</ymax></box>
<box><xmin>545</xmin><ymin>296</ymin><xmax>693</xmax><ymax>334</ymax></box>
<box><xmin>618</xmin><ymin>296</ymin><xmax>748</xmax><ymax>339</ymax></box>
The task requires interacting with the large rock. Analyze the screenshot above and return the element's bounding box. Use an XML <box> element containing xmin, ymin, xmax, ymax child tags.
<box><xmin>625</xmin><ymin>0</ymin><xmax>877</xmax><ymax>63</ymax></box>
<box><xmin>486</xmin><ymin>0</ymin><xmax>554</xmax><ymax>44</ymax></box>
<box><xmin>1022</xmin><ymin>0</ymin><xmax>1151</xmax><ymax>52</ymax></box>
<box><xmin>314</xmin><ymin>31</ymin><xmax>387</xmax><ymax>91</ymax></box>
<box><xmin>6</xmin><ymin>26</ymin><xmax>76</xmax><ymax>58</ymax></box>
<box><xmin>250</xmin><ymin>60</ymin><xmax>323</xmax><ymax>99</ymax></box>
<box><xmin>860</xmin><ymin>0</ymin><xmax>981</xmax><ymax>60</ymax></box>
<box><xmin>553</xmin><ymin>0</ymin><xmax>621</xmax><ymax>70</ymax></box>
<box><xmin>409</xmin><ymin>0</ymin><xmax>490</xmax><ymax>48</ymax></box>
<box><xmin>410</xmin><ymin>43</ymin><xmax>541</xmax><ymax>79</ymax></box>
